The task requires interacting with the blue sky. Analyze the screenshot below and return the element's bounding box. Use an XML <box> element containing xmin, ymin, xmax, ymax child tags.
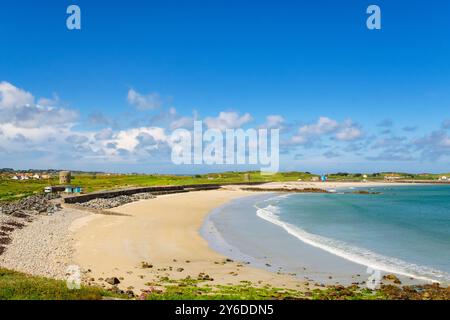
<box><xmin>1</xmin><ymin>0</ymin><xmax>449</xmax><ymax>173</ymax></box>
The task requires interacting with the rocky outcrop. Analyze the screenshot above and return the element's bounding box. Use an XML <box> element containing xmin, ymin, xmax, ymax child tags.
<box><xmin>241</xmin><ymin>187</ymin><xmax>330</xmax><ymax>193</ymax></box>
<box><xmin>0</xmin><ymin>194</ymin><xmax>62</xmax><ymax>216</ymax></box>
<box><xmin>77</xmin><ymin>192</ymin><xmax>156</xmax><ymax>210</ymax></box>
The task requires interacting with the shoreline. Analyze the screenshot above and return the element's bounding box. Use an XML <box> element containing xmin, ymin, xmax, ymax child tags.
<box><xmin>203</xmin><ymin>191</ymin><xmax>439</xmax><ymax>287</ymax></box>
<box><xmin>69</xmin><ymin>181</ymin><xmax>429</xmax><ymax>292</ymax></box>
<box><xmin>0</xmin><ymin>180</ymin><xmax>441</xmax><ymax>295</ymax></box>
<box><xmin>70</xmin><ymin>189</ymin><xmax>311</xmax><ymax>293</ymax></box>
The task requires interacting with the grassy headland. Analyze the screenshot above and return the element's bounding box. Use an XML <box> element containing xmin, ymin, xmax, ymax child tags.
<box><xmin>0</xmin><ymin>171</ymin><xmax>313</xmax><ymax>202</ymax></box>
<box><xmin>1</xmin><ymin>170</ymin><xmax>448</xmax><ymax>202</ymax></box>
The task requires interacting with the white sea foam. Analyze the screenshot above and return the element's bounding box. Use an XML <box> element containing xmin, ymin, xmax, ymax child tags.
<box><xmin>255</xmin><ymin>201</ymin><xmax>450</xmax><ymax>284</ymax></box>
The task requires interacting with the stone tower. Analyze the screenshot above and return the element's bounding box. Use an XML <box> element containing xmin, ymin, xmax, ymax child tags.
<box><xmin>59</xmin><ymin>171</ymin><xmax>71</xmax><ymax>184</ymax></box>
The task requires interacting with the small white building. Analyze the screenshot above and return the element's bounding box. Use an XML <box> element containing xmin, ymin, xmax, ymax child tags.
<box><xmin>439</xmin><ymin>176</ymin><xmax>448</xmax><ymax>181</ymax></box>
<box><xmin>11</xmin><ymin>175</ymin><xmax>19</xmax><ymax>180</ymax></box>
<box><xmin>33</xmin><ymin>174</ymin><xmax>41</xmax><ymax>180</ymax></box>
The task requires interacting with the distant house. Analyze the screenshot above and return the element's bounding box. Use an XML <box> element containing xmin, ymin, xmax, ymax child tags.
<box><xmin>11</xmin><ymin>175</ymin><xmax>19</xmax><ymax>180</ymax></box>
<box><xmin>439</xmin><ymin>176</ymin><xmax>448</xmax><ymax>181</ymax></box>
<box><xmin>32</xmin><ymin>174</ymin><xmax>41</xmax><ymax>180</ymax></box>
<box><xmin>384</xmin><ymin>174</ymin><xmax>401</xmax><ymax>181</ymax></box>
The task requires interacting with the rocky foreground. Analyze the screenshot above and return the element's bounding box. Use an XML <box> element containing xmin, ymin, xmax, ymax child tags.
<box><xmin>0</xmin><ymin>193</ymin><xmax>62</xmax><ymax>216</ymax></box>
<box><xmin>0</xmin><ymin>191</ymin><xmax>158</xmax><ymax>278</ymax></box>
<box><xmin>0</xmin><ymin>194</ymin><xmax>63</xmax><ymax>257</ymax></box>
<box><xmin>0</xmin><ymin>207</ymin><xmax>87</xmax><ymax>279</ymax></box>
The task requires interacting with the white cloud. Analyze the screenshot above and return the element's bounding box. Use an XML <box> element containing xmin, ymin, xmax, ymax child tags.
<box><xmin>335</xmin><ymin>120</ymin><xmax>363</xmax><ymax>141</ymax></box>
<box><xmin>298</xmin><ymin>117</ymin><xmax>339</xmax><ymax>136</ymax></box>
<box><xmin>290</xmin><ymin>117</ymin><xmax>362</xmax><ymax>145</ymax></box>
<box><xmin>264</xmin><ymin>115</ymin><xmax>284</xmax><ymax>128</ymax></box>
<box><xmin>204</xmin><ymin>111</ymin><xmax>252</xmax><ymax>130</ymax></box>
<box><xmin>0</xmin><ymin>81</ymin><xmax>34</xmax><ymax>109</ymax></box>
<box><xmin>94</xmin><ymin>128</ymin><xmax>115</xmax><ymax>140</ymax></box>
<box><xmin>127</xmin><ymin>89</ymin><xmax>162</xmax><ymax>110</ymax></box>
<box><xmin>169</xmin><ymin>109</ymin><xmax>198</xmax><ymax>130</ymax></box>
<box><xmin>113</xmin><ymin>127</ymin><xmax>168</xmax><ymax>152</ymax></box>
<box><xmin>0</xmin><ymin>81</ymin><xmax>78</xmax><ymax>128</ymax></box>
<box><xmin>37</xmin><ymin>93</ymin><xmax>60</xmax><ymax>107</ymax></box>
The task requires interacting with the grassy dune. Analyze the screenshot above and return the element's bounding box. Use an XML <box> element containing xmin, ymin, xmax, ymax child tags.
<box><xmin>0</xmin><ymin>268</ymin><xmax>113</xmax><ymax>300</ymax></box>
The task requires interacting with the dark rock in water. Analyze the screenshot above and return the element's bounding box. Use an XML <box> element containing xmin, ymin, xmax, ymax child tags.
<box><xmin>242</xmin><ymin>187</ymin><xmax>329</xmax><ymax>193</ymax></box>
<box><xmin>105</xmin><ymin>277</ymin><xmax>121</xmax><ymax>285</ymax></box>
<box><xmin>351</xmin><ymin>190</ymin><xmax>381</xmax><ymax>195</ymax></box>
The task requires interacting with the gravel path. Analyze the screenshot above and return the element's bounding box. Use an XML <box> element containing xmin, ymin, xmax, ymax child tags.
<box><xmin>0</xmin><ymin>208</ymin><xmax>88</xmax><ymax>280</ymax></box>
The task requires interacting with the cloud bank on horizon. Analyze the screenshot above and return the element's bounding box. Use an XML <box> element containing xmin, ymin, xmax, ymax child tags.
<box><xmin>0</xmin><ymin>81</ymin><xmax>449</xmax><ymax>174</ymax></box>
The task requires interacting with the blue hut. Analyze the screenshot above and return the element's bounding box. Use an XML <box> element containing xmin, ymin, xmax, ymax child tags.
<box><xmin>64</xmin><ymin>186</ymin><xmax>82</xmax><ymax>194</ymax></box>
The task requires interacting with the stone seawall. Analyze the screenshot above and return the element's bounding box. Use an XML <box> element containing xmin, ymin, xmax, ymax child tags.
<box><xmin>63</xmin><ymin>182</ymin><xmax>265</xmax><ymax>204</ymax></box>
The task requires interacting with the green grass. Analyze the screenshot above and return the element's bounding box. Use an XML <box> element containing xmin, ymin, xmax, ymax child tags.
<box><xmin>145</xmin><ymin>278</ymin><xmax>308</xmax><ymax>300</ymax></box>
<box><xmin>1</xmin><ymin>170</ymin><xmax>447</xmax><ymax>202</ymax></box>
<box><xmin>144</xmin><ymin>278</ymin><xmax>394</xmax><ymax>300</ymax></box>
<box><xmin>1</xmin><ymin>269</ymin><xmax>448</xmax><ymax>300</ymax></box>
<box><xmin>0</xmin><ymin>268</ymin><xmax>118</xmax><ymax>300</ymax></box>
<box><xmin>0</xmin><ymin>171</ymin><xmax>314</xmax><ymax>202</ymax></box>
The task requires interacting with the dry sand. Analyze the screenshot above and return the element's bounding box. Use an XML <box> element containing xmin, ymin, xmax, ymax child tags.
<box><xmin>70</xmin><ymin>181</ymin><xmax>419</xmax><ymax>293</ymax></box>
<box><xmin>71</xmin><ymin>189</ymin><xmax>309</xmax><ymax>293</ymax></box>
<box><xmin>0</xmin><ymin>180</ymin><xmax>420</xmax><ymax>293</ymax></box>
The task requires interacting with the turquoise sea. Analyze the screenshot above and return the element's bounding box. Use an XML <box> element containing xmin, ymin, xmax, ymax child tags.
<box><xmin>202</xmin><ymin>185</ymin><xmax>450</xmax><ymax>284</ymax></box>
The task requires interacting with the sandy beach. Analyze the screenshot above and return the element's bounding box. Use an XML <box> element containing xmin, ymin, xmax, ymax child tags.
<box><xmin>70</xmin><ymin>181</ymin><xmax>420</xmax><ymax>293</ymax></box>
<box><xmin>0</xmin><ymin>181</ymin><xmax>429</xmax><ymax>295</ymax></box>
<box><xmin>71</xmin><ymin>188</ymin><xmax>310</xmax><ymax>293</ymax></box>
